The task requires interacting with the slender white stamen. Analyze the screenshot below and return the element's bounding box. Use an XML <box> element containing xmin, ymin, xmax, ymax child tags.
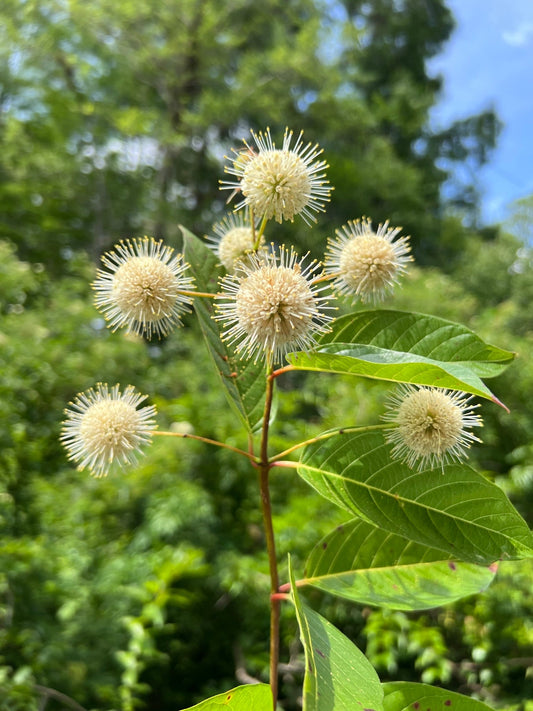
<box><xmin>214</xmin><ymin>246</ymin><xmax>333</xmax><ymax>363</ymax></box>
<box><xmin>325</xmin><ymin>217</ymin><xmax>412</xmax><ymax>302</ymax></box>
<box><xmin>383</xmin><ymin>385</ymin><xmax>483</xmax><ymax>471</ymax></box>
<box><xmin>220</xmin><ymin>127</ymin><xmax>332</xmax><ymax>225</ymax></box>
<box><xmin>92</xmin><ymin>238</ymin><xmax>195</xmax><ymax>339</ymax></box>
<box><xmin>61</xmin><ymin>383</ymin><xmax>157</xmax><ymax>477</ymax></box>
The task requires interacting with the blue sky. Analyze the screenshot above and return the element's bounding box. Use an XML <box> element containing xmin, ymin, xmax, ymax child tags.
<box><xmin>429</xmin><ymin>0</ymin><xmax>533</xmax><ymax>225</ymax></box>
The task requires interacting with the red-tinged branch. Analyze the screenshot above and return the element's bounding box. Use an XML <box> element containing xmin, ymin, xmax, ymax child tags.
<box><xmin>269</xmin><ymin>364</ymin><xmax>295</xmax><ymax>380</ymax></box>
<box><xmin>258</xmin><ymin>364</ymin><xmax>281</xmax><ymax>710</ymax></box>
<box><xmin>271</xmin><ymin>592</ymin><xmax>291</xmax><ymax>602</ymax></box>
<box><xmin>270</xmin><ymin>460</ymin><xmax>299</xmax><ymax>469</ymax></box>
<box><xmin>153</xmin><ymin>431</ymin><xmax>259</xmax><ymax>463</ymax></box>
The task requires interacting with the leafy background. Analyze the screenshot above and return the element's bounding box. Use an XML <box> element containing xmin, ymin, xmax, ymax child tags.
<box><xmin>1</xmin><ymin>1</ymin><xmax>532</xmax><ymax>709</ymax></box>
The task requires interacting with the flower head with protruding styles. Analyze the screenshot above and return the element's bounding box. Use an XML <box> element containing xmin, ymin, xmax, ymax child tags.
<box><xmin>206</xmin><ymin>210</ymin><xmax>265</xmax><ymax>272</ymax></box>
<box><xmin>220</xmin><ymin>128</ymin><xmax>332</xmax><ymax>225</ymax></box>
<box><xmin>60</xmin><ymin>383</ymin><xmax>157</xmax><ymax>477</ymax></box>
<box><xmin>383</xmin><ymin>385</ymin><xmax>483</xmax><ymax>471</ymax></box>
<box><xmin>325</xmin><ymin>218</ymin><xmax>412</xmax><ymax>303</ymax></box>
<box><xmin>214</xmin><ymin>246</ymin><xmax>333</xmax><ymax>363</ymax></box>
<box><xmin>93</xmin><ymin>238</ymin><xmax>195</xmax><ymax>339</ymax></box>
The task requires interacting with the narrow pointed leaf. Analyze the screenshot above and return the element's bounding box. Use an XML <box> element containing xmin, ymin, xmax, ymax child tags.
<box><xmin>289</xmin><ymin>559</ymin><xmax>384</xmax><ymax>711</ymax></box>
<box><xmin>286</xmin><ymin>310</ymin><xmax>514</xmax><ymax>403</ymax></box>
<box><xmin>179</xmin><ymin>684</ymin><xmax>272</xmax><ymax>711</ymax></box>
<box><xmin>383</xmin><ymin>682</ymin><xmax>496</xmax><ymax>711</ymax></box>
<box><xmin>181</xmin><ymin>226</ymin><xmax>266</xmax><ymax>432</ymax></box>
<box><xmin>304</xmin><ymin>519</ymin><xmax>497</xmax><ymax>610</ymax></box>
<box><xmin>297</xmin><ymin>430</ymin><xmax>533</xmax><ymax>565</ymax></box>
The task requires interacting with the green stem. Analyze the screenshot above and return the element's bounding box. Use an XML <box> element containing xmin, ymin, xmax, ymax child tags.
<box><xmin>153</xmin><ymin>431</ymin><xmax>259</xmax><ymax>462</ymax></box>
<box><xmin>258</xmin><ymin>361</ymin><xmax>280</xmax><ymax>709</ymax></box>
<box><xmin>254</xmin><ymin>214</ymin><xmax>268</xmax><ymax>251</ymax></box>
<box><xmin>269</xmin><ymin>424</ymin><xmax>391</xmax><ymax>462</ymax></box>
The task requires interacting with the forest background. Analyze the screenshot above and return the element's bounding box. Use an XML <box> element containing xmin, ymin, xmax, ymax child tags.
<box><xmin>1</xmin><ymin>0</ymin><xmax>532</xmax><ymax>709</ymax></box>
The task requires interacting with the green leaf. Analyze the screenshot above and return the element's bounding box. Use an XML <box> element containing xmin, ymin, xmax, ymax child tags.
<box><xmin>382</xmin><ymin>682</ymin><xmax>496</xmax><ymax>711</ymax></box>
<box><xmin>287</xmin><ymin>310</ymin><xmax>515</xmax><ymax>403</ymax></box>
<box><xmin>179</xmin><ymin>684</ymin><xmax>272</xmax><ymax>711</ymax></box>
<box><xmin>304</xmin><ymin>518</ymin><xmax>497</xmax><ymax>610</ymax></box>
<box><xmin>289</xmin><ymin>558</ymin><xmax>384</xmax><ymax>711</ymax></box>
<box><xmin>297</xmin><ymin>430</ymin><xmax>533</xmax><ymax>565</ymax></box>
<box><xmin>181</xmin><ymin>226</ymin><xmax>266</xmax><ymax>432</ymax></box>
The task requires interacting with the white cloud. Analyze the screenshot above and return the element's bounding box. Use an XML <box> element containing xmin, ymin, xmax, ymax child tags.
<box><xmin>503</xmin><ymin>22</ymin><xmax>533</xmax><ymax>46</ymax></box>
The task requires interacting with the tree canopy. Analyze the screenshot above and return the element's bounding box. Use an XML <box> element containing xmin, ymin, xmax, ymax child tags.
<box><xmin>1</xmin><ymin>0</ymin><xmax>498</xmax><ymax>268</ymax></box>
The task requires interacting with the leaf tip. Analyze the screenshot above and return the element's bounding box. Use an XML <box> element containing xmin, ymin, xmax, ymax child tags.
<box><xmin>491</xmin><ymin>394</ymin><xmax>510</xmax><ymax>413</ymax></box>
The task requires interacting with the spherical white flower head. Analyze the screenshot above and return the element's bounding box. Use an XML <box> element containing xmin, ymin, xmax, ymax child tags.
<box><xmin>60</xmin><ymin>383</ymin><xmax>157</xmax><ymax>477</ymax></box>
<box><xmin>93</xmin><ymin>238</ymin><xmax>195</xmax><ymax>339</ymax></box>
<box><xmin>325</xmin><ymin>218</ymin><xmax>412</xmax><ymax>302</ymax></box>
<box><xmin>206</xmin><ymin>211</ymin><xmax>265</xmax><ymax>272</ymax></box>
<box><xmin>221</xmin><ymin>128</ymin><xmax>332</xmax><ymax>225</ymax></box>
<box><xmin>214</xmin><ymin>246</ymin><xmax>333</xmax><ymax>363</ymax></box>
<box><xmin>383</xmin><ymin>385</ymin><xmax>483</xmax><ymax>471</ymax></box>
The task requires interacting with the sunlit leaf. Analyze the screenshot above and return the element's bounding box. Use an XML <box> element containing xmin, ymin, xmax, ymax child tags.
<box><xmin>303</xmin><ymin>518</ymin><xmax>497</xmax><ymax>610</ymax></box>
<box><xmin>290</xmin><ymin>558</ymin><xmax>384</xmax><ymax>711</ymax></box>
<box><xmin>297</xmin><ymin>430</ymin><xmax>533</xmax><ymax>564</ymax></box>
<box><xmin>383</xmin><ymin>682</ymin><xmax>496</xmax><ymax>711</ymax></box>
<box><xmin>181</xmin><ymin>226</ymin><xmax>266</xmax><ymax>432</ymax></box>
<box><xmin>179</xmin><ymin>683</ymin><xmax>272</xmax><ymax>710</ymax></box>
<box><xmin>287</xmin><ymin>310</ymin><xmax>514</xmax><ymax>403</ymax></box>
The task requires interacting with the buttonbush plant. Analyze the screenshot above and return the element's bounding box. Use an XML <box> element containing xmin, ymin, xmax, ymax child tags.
<box><xmin>61</xmin><ymin>128</ymin><xmax>533</xmax><ymax>711</ymax></box>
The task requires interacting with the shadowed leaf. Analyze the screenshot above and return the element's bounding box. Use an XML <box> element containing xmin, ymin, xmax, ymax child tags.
<box><xmin>383</xmin><ymin>682</ymin><xmax>496</xmax><ymax>711</ymax></box>
<box><xmin>179</xmin><ymin>683</ymin><xmax>272</xmax><ymax>710</ymax></box>
<box><xmin>290</xmin><ymin>558</ymin><xmax>384</xmax><ymax>711</ymax></box>
<box><xmin>297</xmin><ymin>430</ymin><xmax>533</xmax><ymax>564</ymax></box>
<box><xmin>181</xmin><ymin>226</ymin><xmax>266</xmax><ymax>432</ymax></box>
<box><xmin>303</xmin><ymin>518</ymin><xmax>497</xmax><ymax>610</ymax></box>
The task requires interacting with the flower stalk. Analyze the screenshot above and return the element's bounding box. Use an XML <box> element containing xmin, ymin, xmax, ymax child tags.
<box><xmin>153</xmin><ymin>431</ymin><xmax>259</xmax><ymax>462</ymax></box>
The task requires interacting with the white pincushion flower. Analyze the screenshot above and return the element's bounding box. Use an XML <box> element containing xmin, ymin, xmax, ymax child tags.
<box><xmin>383</xmin><ymin>385</ymin><xmax>483</xmax><ymax>471</ymax></box>
<box><xmin>325</xmin><ymin>218</ymin><xmax>412</xmax><ymax>302</ymax></box>
<box><xmin>61</xmin><ymin>384</ymin><xmax>157</xmax><ymax>477</ymax></box>
<box><xmin>93</xmin><ymin>238</ymin><xmax>195</xmax><ymax>339</ymax></box>
<box><xmin>206</xmin><ymin>211</ymin><xmax>264</xmax><ymax>271</ymax></box>
<box><xmin>221</xmin><ymin>128</ymin><xmax>332</xmax><ymax>225</ymax></box>
<box><xmin>214</xmin><ymin>246</ymin><xmax>333</xmax><ymax>363</ymax></box>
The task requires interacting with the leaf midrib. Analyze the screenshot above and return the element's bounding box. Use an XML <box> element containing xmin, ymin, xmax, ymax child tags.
<box><xmin>297</xmin><ymin>461</ymin><xmax>521</xmax><ymax>556</ymax></box>
<box><xmin>304</xmin><ymin>558</ymin><xmax>487</xmax><ymax>585</ymax></box>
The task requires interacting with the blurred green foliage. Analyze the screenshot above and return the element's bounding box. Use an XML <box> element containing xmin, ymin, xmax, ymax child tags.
<box><xmin>0</xmin><ymin>0</ymin><xmax>531</xmax><ymax>709</ymax></box>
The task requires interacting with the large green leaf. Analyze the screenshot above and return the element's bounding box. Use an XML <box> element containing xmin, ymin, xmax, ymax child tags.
<box><xmin>290</xmin><ymin>559</ymin><xmax>384</xmax><ymax>711</ymax></box>
<box><xmin>382</xmin><ymin>682</ymin><xmax>495</xmax><ymax>711</ymax></box>
<box><xmin>304</xmin><ymin>518</ymin><xmax>497</xmax><ymax>610</ymax></box>
<box><xmin>297</xmin><ymin>430</ymin><xmax>533</xmax><ymax>565</ymax></box>
<box><xmin>286</xmin><ymin>310</ymin><xmax>514</xmax><ymax>403</ymax></box>
<box><xmin>179</xmin><ymin>684</ymin><xmax>272</xmax><ymax>711</ymax></box>
<box><xmin>181</xmin><ymin>226</ymin><xmax>266</xmax><ymax>432</ymax></box>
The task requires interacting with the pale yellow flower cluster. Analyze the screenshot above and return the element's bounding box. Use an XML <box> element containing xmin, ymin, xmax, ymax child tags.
<box><xmin>61</xmin><ymin>126</ymin><xmax>482</xmax><ymax>477</ymax></box>
<box><xmin>383</xmin><ymin>386</ymin><xmax>483</xmax><ymax>471</ymax></box>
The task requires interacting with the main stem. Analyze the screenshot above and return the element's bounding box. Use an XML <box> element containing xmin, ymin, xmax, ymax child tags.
<box><xmin>259</xmin><ymin>364</ymin><xmax>280</xmax><ymax>709</ymax></box>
